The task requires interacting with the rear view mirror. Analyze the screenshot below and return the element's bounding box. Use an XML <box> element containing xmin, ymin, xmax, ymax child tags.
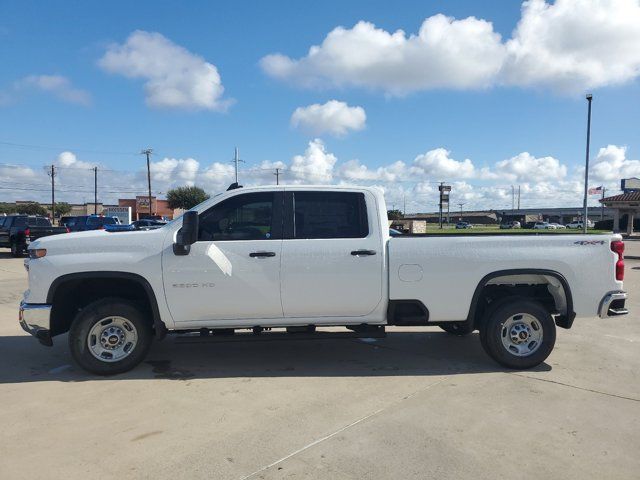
<box><xmin>174</xmin><ymin>211</ymin><xmax>199</xmax><ymax>255</ymax></box>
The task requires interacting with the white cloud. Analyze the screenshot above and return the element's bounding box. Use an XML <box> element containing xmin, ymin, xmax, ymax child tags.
<box><xmin>261</xmin><ymin>15</ymin><xmax>506</xmax><ymax>94</ymax></box>
<box><xmin>590</xmin><ymin>144</ymin><xmax>640</xmax><ymax>182</ymax></box>
<box><xmin>339</xmin><ymin>159</ymin><xmax>406</xmax><ymax>182</ymax></box>
<box><xmin>99</xmin><ymin>30</ymin><xmax>231</xmax><ymax>111</ymax></box>
<box><xmin>291</xmin><ymin>100</ymin><xmax>366</xmax><ymax>137</ymax></box>
<box><xmin>289</xmin><ymin>139</ymin><xmax>337</xmax><ymax>183</ymax></box>
<box><xmin>262</xmin><ymin>1</ymin><xmax>640</xmax><ymax>95</ymax></box>
<box><xmin>1</xmin><ymin>75</ymin><xmax>91</xmax><ymax>106</ymax></box>
<box><xmin>503</xmin><ymin>0</ymin><xmax>640</xmax><ymax>92</ymax></box>
<box><xmin>493</xmin><ymin>152</ymin><xmax>567</xmax><ymax>182</ymax></box>
<box><xmin>150</xmin><ymin>157</ymin><xmax>200</xmax><ymax>186</ymax></box>
<box><xmin>411</xmin><ymin>148</ymin><xmax>476</xmax><ymax>179</ymax></box>
<box><xmin>56</xmin><ymin>151</ymin><xmax>94</xmax><ymax>170</ymax></box>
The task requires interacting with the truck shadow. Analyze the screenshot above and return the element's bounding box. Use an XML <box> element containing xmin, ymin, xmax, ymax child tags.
<box><xmin>0</xmin><ymin>330</ymin><xmax>551</xmax><ymax>384</ymax></box>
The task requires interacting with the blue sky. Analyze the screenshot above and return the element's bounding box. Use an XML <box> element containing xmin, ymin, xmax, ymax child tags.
<box><xmin>1</xmin><ymin>0</ymin><xmax>639</xmax><ymax>211</ymax></box>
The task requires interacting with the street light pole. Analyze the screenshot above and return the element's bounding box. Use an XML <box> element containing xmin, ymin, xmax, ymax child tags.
<box><xmin>582</xmin><ymin>94</ymin><xmax>593</xmax><ymax>234</ymax></box>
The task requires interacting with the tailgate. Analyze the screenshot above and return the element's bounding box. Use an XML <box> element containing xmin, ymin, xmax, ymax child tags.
<box><xmin>28</xmin><ymin>227</ymin><xmax>67</xmax><ymax>241</ymax></box>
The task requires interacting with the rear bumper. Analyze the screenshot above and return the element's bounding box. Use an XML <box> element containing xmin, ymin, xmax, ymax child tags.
<box><xmin>598</xmin><ymin>292</ymin><xmax>628</xmax><ymax>318</ymax></box>
<box><xmin>19</xmin><ymin>301</ymin><xmax>53</xmax><ymax>346</ymax></box>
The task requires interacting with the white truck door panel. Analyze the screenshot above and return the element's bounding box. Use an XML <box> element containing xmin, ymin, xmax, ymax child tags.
<box><xmin>280</xmin><ymin>190</ymin><xmax>383</xmax><ymax>318</ymax></box>
<box><xmin>162</xmin><ymin>191</ymin><xmax>283</xmax><ymax>323</ymax></box>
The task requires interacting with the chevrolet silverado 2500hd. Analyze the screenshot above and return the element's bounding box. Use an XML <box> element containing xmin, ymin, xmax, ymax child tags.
<box><xmin>19</xmin><ymin>185</ymin><xmax>628</xmax><ymax>375</ymax></box>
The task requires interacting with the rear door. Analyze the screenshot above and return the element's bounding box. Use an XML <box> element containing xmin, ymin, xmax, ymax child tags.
<box><xmin>280</xmin><ymin>190</ymin><xmax>383</xmax><ymax>318</ymax></box>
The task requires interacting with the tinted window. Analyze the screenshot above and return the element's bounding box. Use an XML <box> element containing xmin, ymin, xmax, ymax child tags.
<box><xmin>199</xmin><ymin>192</ymin><xmax>275</xmax><ymax>241</ymax></box>
<box><xmin>293</xmin><ymin>192</ymin><xmax>368</xmax><ymax>239</ymax></box>
<box><xmin>14</xmin><ymin>217</ymin><xmax>27</xmax><ymax>227</ymax></box>
<box><xmin>0</xmin><ymin>218</ymin><xmax>5</xmax><ymax>227</ymax></box>
<box><xmin>36</xmin><ymin>217</ymin><xmax>51</xmax><ymax>226</ymax></box>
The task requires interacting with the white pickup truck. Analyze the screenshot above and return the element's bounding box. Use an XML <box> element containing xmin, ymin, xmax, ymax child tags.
<box><xmin>19</xmin><ymin>185</ymin><xmax>628</xmax><ymax>375</ymax></box>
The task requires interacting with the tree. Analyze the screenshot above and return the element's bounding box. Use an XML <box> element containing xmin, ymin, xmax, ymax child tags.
<box><xmin>166</xmin><ymin>186</ymin><xmax>210</xmax><ymax>210</ymax></box>
<box><xmin>387</xmin><ymin>209</ymin><xmax>404</xmax><ymax>220</ymax></box>
<box><xmin>16</xmin><ymin>202</ymin><xmax>48</xmax><ymax>216</ymax></box>
<box><xmin>55</xmin><ymin>202</ymin><xmax>72</xmax><ymax>216</ymax></box>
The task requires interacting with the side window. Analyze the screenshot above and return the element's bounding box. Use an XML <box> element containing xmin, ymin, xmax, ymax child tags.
<box><xmin>36</xmin><ymin>217</ymin><xmax>50</xmax><ymax>226</ymax></box>
<box><xmin>198</xmin><ymin>192</ymin><xmax>276</xmax><ymax>241</ymax></box>
<box><xmin>14</xmin><ymin>217</ymin><xmax>27</xmax><ymax>227</ymax></box>
<box><xmin>293</xmin><ymin>192</ymin><xmax>368</xmax><ymax>239</ymax></box>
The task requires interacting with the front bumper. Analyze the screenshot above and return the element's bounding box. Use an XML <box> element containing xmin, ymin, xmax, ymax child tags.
<box><xmin>598</xmin><ymin>292</ymin><xmax>628</xmax><ymax>318</ymax></box>
<box><xmin>19</xmin><ymin>301</ymin><xmax>53</xmax><ymax>346</ymax></box>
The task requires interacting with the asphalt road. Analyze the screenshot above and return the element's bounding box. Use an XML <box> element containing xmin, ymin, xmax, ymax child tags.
<box><xmin>0</xmin><ymin>247</ymin><xmax>639</xmax><ymax>479</ymax></box>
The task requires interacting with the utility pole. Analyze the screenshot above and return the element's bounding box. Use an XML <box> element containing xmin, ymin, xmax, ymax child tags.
<box><xmin>517</xmin><ymin>185</ymin><xmax>521</xmax><ymax>210</ymax></box>
<box><xmin>273</xmin><ymin>167</ymin><xmax>281</xmax><ymax>185</ymax></box>
<box><xmin>231</xmin><ymin>147</ymin><xmax>244</xmax><ymax>185</ymax></box>
<box><xmin>511</xmin><ymin>185</ymin><xmax>515</xmax><ymax>211</ymax></box>
<box><xmin>458</xmin><ymin>203</ymin><xmax>465</xmax><ymax>217</ymax></box>
<box><xmin>583</xmin><ymin>94</ymin><xmax>593</xmax><ymax>234</ymax></box>
<box><xmin>403</xmin><ymin>194</ymin><xmax>406</xmax><ymax>216</ymax></box>
<box><xmin>141</xmin><ymin>148</ymin><xmax>153</xmax><ymax>217</ymax></box>
<box><xmin>93</xmin><ymin>166</ymin><xmax>98</xmax><ymax>214</ymax></box>
<box><xmin>601</xmin><ymin>187</ymin><xmax>606</xmax><ymax>220</ymax></box>
<box><xmin>47</xmin><ymin>165</ymin><xmax>56</xmax><ymax>222</ymax></box>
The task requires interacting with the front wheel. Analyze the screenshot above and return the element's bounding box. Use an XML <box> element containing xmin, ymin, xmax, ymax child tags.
<box><xmin>479</xmin><ymin>300</ymin><xmax>556</xmax><ymax>369</ymax></box>
<box><xmin>69</xmin><ymin>298</ymin><xmax>153</xmax><ymax>375</ymax></box>
<box><xmin>10</xmin><ymin>241</ymin><xmax>24</xmax><ymax>257</ymax></box>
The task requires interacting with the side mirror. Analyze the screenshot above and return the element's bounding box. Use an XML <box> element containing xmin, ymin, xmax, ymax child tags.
<box><xmin>174</xmin><ymin>211</ymin><xmax>198</xmax><ymax>256</ymax></box>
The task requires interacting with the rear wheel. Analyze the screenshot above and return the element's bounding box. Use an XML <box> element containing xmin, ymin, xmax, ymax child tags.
<box><xmin>479</xmin><ymin>299</ymin><xmax>555</xmax><ymax>369</ymax></box>
<box><xmin>69</xmin><ymin>298</ymin><xmax>153</xmax><ymax>375</ymax></box>
<box><xmin>440</xmin><ymin>323</ymin><xmax>474</xmax><ymax>336</ymax></box>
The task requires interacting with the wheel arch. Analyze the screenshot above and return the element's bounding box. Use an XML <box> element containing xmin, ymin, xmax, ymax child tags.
<box><xmin>47</xmin><ymin>271</ymin><xmax>166</xmax><ymax>338</ymax></box>
<box><xmin>467</xmin><ymin>269</ymin><xmax>575</xmax><ymax>330</ymax></box>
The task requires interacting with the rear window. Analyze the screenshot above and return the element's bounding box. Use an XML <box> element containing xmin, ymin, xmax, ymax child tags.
<box><xmin>36</xmin><ymin>217</ymin><xmax>51</xmax><ymax>226</ymax></box>
<box><xmin>14</xmin><ymin>217</ymin><xmax>27</xmax><ymax>227</ymax></box>
<box><xmin>293</xmin><ymin>191</ymin><xmax>368</xmax><ymax>239</ymax></box>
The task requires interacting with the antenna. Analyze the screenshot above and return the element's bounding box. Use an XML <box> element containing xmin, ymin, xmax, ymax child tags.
<box><xmin>231</xmin><ymin>147</ymin><xmax>245</xmax><ymax>184</ymax></box>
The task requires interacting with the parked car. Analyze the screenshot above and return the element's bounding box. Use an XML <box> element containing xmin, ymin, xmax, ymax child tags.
<box><xmin>455</xmin><ymin>221</ymin><xmax>473</xmax><ymax>229</ymax></box>
<box><xmin>533</xmin><ymin>222</ymin><xmax>556</xmax><ymax>230</ymax></box>
<box><xmin>567</xmin><ymin>220</ymin><xmax>595</xmax><ymax>229</ymax></box>
<box><xmin>68</xmin><ymin>215</ymin><xmax>120</xmax><ymax>232</ymax></box>
<box><xmin>132</xmin><ymin>219</ymin><xmax>167</xmax><ymax>230</ymax></box>
<box><xmin>500</xmin><ymin>221</ymin><xmax>521</xmax><ymax>229</ymax></box>
<box><xmin>551</xmin><ymin>223</ymin><xmax>566</xmax><ymax>229</ymax></box>
<box><xmin>0</xmin><ymin>215</ymin><xmax>68</xmax><ymax>256</ymax></box>
<box><xmin>20</xmin><ymin>185</ymin><xmax>628</xmax><ymax>375</ymax></box>
<box><xmin>59</xmin><ymin>216</ymin><xmax>76</xmax><ymax>227</ymax></box>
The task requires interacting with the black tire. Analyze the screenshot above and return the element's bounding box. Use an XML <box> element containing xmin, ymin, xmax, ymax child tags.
<box><xmin>439</xmin><ymin>323</ymin><xmax>474</xmax><ymax>336</ymax></box>
<box><xmin>10</xmin><ymin>241</ymin><xmax>24</xmax><ymax>257</ymax></box>
<box><xmin>479</xmin><ymin>299</ymin><xmax>556</xmax><ymax>369</ymax></box>
<box><xmin>68</xmin><ymin>298</ymin><xmax>153</xmax><ymax>375</ymax></box>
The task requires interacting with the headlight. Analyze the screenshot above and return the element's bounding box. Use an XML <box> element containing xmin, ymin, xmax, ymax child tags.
<box><xmin>28</xmin><ymin>249</ymin><xmax>47</xmax><ymax>259</ymax></box>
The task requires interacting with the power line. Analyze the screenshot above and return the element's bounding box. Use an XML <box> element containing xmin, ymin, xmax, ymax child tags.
<box><xmin>0</xmin><ymin>140</ymin><xmax>137</xmax><ymax>156</ymax></box>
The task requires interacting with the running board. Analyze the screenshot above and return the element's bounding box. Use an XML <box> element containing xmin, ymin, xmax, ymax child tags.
<box><xmin>173</xmin><ymin>327</ymin><xmax>386</xmax><ymax>344</ymax></box>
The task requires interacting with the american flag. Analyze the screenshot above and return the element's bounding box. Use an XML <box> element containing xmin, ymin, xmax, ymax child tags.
<box><xmin>588</xmin><ymin>186</ymin><xmax>603</xmax><ymax>195</ymax></box>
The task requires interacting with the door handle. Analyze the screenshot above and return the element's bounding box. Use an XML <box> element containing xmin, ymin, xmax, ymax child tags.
<box><xmin>249</xmin><ymin>251</ymin><xmax>276</xmax><ymax>258</ymax></box>
<box><xmin>351</xmin><ymin>249</ymin><xmax>376</xmax><ymax>256</ymax></box>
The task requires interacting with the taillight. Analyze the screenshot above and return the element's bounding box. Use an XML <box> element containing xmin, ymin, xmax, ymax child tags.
<box><xmin>611</xmin><ymin>240</ymin><xmax>624</xmax><ymax>281</ymax></box>
<box><xmin>24</xmin><ymin>228</ymin><xmax>30</xmax><ymax>237</ymax></box>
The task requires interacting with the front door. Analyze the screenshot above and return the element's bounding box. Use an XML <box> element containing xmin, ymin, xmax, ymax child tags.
<box><xmin>280</xmin><ymin>190</ymin><xmax>383</xmax><ymax>318</ymax></box>
<box><xmin>162</xmin><ymin>191</ymin><xmax>284</xmax><ymax>323</ymax></box>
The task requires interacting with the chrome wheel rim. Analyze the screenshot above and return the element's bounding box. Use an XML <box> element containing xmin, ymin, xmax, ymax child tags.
<box><xmin>87</xmin><ymin>316</ymin><xmax>138</xmax><ymax>362</ymax></box>
<box><xmin>500</xmin><ymin>313</ymin><xmax>543</xmax><ymax>357</ymax></box>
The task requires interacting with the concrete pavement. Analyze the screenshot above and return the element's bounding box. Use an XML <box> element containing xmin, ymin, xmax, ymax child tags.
<box><xmin>0</xmin><ymin>249</ymin><xmax>638</xmax><ymax>479</ymax></box>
